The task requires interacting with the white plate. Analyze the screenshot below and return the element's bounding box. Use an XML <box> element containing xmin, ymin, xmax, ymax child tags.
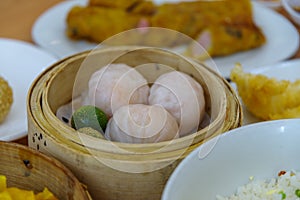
<box><xmin>252</xmin><ymin>0</ymin><xmax>282</xmax><ymax>8</ymax></box>
<box><xmin>231</xmin><ymin>58</ymin><xmax>300</xmax><ymax>125</ymax></box>
<box><xmin>162</xmin><ymin>118</ymin><xmax>300</xmax><ymax>200</ymax></box>
<box><xmin>0</xmin><ymin>38</ymin><xmax>57</xmax><ymax>141</ymax></box>
<box><xmin>32</xmin><ymin>0</ymin><xmax>94</xmax><ymax>59</ymax></box>
<box><xmin>32</xmin><ymin>0</ymin><xmax>299</xmax><ymax>77</ymax></box>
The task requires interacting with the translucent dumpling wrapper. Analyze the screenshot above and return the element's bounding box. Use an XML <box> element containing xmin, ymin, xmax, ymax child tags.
<box><xmin>86</xmin><ymin>64</ymin><xmax>150</xmax><ymax>117</ymax></box>
<box><xmin>149</xmin><ymin>71</ymin><xmax>205</xmax><ymax>137</ymax></box>
<box><xmin>105</xmin><ymin>104</ymin><xmax>179</xmax><ymax>143</ymax></box>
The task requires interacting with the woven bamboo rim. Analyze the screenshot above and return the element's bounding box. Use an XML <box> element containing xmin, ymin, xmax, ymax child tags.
<box><xmin>0</xmin><ymin>141</ymin><xmax>91</xmax><ymax>200</ymax></box>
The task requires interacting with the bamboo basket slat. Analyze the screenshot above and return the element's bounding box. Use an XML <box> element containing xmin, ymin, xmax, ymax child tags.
<box><xmin>0</xmin><ymin>141</ymin><xmax>91</xmax><ymax>200</ymax></box>
<box><xmin>27</xmin><ymin>46</ymin><xmax>242</xmax><ymax>200</ymax></box>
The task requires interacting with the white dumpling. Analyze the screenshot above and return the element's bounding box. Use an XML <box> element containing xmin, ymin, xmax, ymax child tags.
<box><xmin>86</xmin><ymin>64</ymin><xmax>149</xmax><ymax>117</ymax></box>
<box><xmin>105</xmin><ymin>104</ymin><xmax>179</xmax><ymax>143</ymax></box>
<box><xmin>149</xmin><ymin>71</ymin><xmax>205</xmax><ymax>137</ymax></box>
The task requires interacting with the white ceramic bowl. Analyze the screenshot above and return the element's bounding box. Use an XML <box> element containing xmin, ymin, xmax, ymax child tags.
<box><xmin>282</xmin><ymin>0</ymin><xmax>300</xmax><ymax>26</ymax></box>
<box><xmin>162</xmin><ymin>119</ymin><xmax>300</xmax><ymax>200</ymax></box>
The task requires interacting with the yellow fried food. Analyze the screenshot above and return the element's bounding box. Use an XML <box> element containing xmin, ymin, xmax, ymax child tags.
<box><xmin>193</xmin><ymin>25</ymin><xmax>265</xmax><ymax>57</ymax></box>
<box><xmin>66</xmin><ymin>5</ymin><xmax>180</xmax><ymax>47</ymax></box>
<box><xmin>0</xmin><ymin>175</ymin><xmax>58</xmax><ymax>200</ymax></box>
<box><xmin>89</xmin><ymin>0</ymin><xmax>156</xmax><ymax>14</ymax></box>
<box><xmin>127</xmin><ymin>1</ymin><xmax>156</xmax><ymax>15</ymax></box>
<box><xmin>89</xmin><ymin>0</ymin><xmax>142</xmax><ymax>9</ymax></box>
<box><xmin>66</xmin><ymin>0</ymin><xmax>266</xmax><ymax>56</ymax></box>
<box><xmin>66</xmin><ymin>6</ymin><xmax>148</xmax><ymax>42</ymax></box>
<box><xmin>150</xmin><ymin>0</ymin><xmax>254</xmax><ymax>37</ymax></box>
<box><xmin>150</xmin><ymin>0</ymin><xmax>265</xmax><ymax>56</ymax></box>
<box><xmin>231</xmin><ymin>64</ymin><xmax>300</xmax><ymax>120</ymax></box>
<box><xmin>0</xmin><ymin>76</ymin><xmax>13</xmax><ymax>123</ymax></box>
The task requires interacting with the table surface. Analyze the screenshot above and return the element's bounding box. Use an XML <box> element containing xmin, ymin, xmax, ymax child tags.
<box><xmin>0</xmin><ymin>0</ymin><xmax>299</xmax><ymax>145</ymax></box>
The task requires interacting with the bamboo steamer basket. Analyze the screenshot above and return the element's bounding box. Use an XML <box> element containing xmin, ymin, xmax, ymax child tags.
<box><xmin>0</xmin><ymin>141</ymin><xmax>91</xmax><ymax>199</ymax></box>
<box><xmin>27</xmin><ymin>46</ymin><xmax>242</xmax><ymax>200</ymax></box>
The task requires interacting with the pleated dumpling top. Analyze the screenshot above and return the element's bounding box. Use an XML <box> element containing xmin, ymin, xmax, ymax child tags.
<box><xmin>86</xmin><ymin>64</ymin><xmax>150</xmax><ymax>117</ymax></box>
<box><xmin>105</xmin><ymin>104</ymin><xmax>179</xmax><ymax>143</ymax></box>
<box><xmin>149</xmin><ymin>71</ymin><xmax>205</xmax><ymax>137</ymax></box>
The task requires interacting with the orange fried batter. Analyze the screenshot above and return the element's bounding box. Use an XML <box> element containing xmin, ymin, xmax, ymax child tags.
<box><xmin>66</xmin><ymin>0</ymin><xmax>266</xmax><ymax>57</ymax></box>
<box><xmin>88</xmin><ymin>0</ymin><xmax>143</xmax><ymax>9</ymax></box>
<box><xmin>231</xmin><ymin>64</ymin><xmax>300</xmax><ymax>120</ymax></box>
<box><xmin>66</xmin><ymin>6</ymin><xmax>148</xmax><ymax>42</ymax></box>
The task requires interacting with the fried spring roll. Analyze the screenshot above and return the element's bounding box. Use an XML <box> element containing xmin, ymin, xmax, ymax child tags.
<box><xmin>193</xmin><ymin>25</ymin><xmax>266</xmax><ymax>57</ymax></box>
<box><xmin>66</xmin><ymin>6</ymin><xmax>147</xmax><ymax>43</ymax></box>
<box><xmin>88</xmin><ymin>0</ymin><xmax>143</xmax><ymax>9</ymax></box>
<box><xmin>128</xmin><ymin>1</ymin><xmax>156</xmax><ymax>15</ymax></box>
<box><xmin>151</xmin><ymin>0</ymin><xmax>255</xmax><ymax>39</ymax></box>
<box><xmin>66</xmin><ymin>0</ymin><xmax>266</xmax><ymax>56</ymax></box>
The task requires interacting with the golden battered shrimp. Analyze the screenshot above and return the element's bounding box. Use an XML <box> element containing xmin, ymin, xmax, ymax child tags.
<box><xmin>230</xmin><ymin>64</ymin><xmax>300</xmax><ymax>120</ymax></box>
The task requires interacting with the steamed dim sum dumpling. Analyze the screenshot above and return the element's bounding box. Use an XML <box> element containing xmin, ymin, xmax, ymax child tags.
<box><xmin>149</xmin><ymin>71</ymin><xmax>205</xmax><ymax>137</ymax></box>
<box><xmin>105</xmin><ymin>104</ymin><xmax>179</xmax><ymax>143</ymax></box>
<box><xmin>86</xmin><ymin>64</ymin><xmax>149</xmax><ymax>117</ymax></box>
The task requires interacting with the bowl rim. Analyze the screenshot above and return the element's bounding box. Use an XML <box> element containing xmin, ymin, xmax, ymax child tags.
<box><xmin>162</xmin><ymin>118</ymin><xmax>300</xmax><ymax>199</ymax></box>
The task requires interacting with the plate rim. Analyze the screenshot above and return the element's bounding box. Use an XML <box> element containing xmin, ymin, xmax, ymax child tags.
<box><xmin>0</xmin><ymin>37</ymin><xmax>57</xmax><ymax>141</ymax></box>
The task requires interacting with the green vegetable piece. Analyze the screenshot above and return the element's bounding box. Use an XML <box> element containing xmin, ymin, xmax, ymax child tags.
<box><xmin>71</xmin><ymin>105</ymin><xmax>108</xmax><ymax>133</ymax></box>
<box><xmin>279</xmin><ymin>191</ymin><xmax>286</xmax><ymax>199</ymax></box>
<box><xmin>295</xmin><ymin>189</ymin><xmax>300</xmax><ymax>197</ymax></box>
<box><xmin>77</xmin><ymin>127</ymin><xmax>105</xmax><ymax>139</ymax></box>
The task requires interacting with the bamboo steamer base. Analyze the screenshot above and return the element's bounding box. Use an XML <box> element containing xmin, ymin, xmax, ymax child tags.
<box><xmin>27</xmin><ymin>46</ymin><xmax>242</xmax><ymax>200</ymax></box>
<box><xmin>0</xmin><ymin>141</ymin><xmax>91</xmax><ymax>199</ymax></box>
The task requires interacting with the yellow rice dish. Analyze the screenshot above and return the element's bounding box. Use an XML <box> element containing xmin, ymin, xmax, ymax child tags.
<box><xmin>0</xmin><ymin>175</ymin><xmax>58</xmax><ymax>200</ymax></box>
<box><xmin>231</xmin><ymin>64</ymin><xmax>300</xmax><ymax>120</ymax></box>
